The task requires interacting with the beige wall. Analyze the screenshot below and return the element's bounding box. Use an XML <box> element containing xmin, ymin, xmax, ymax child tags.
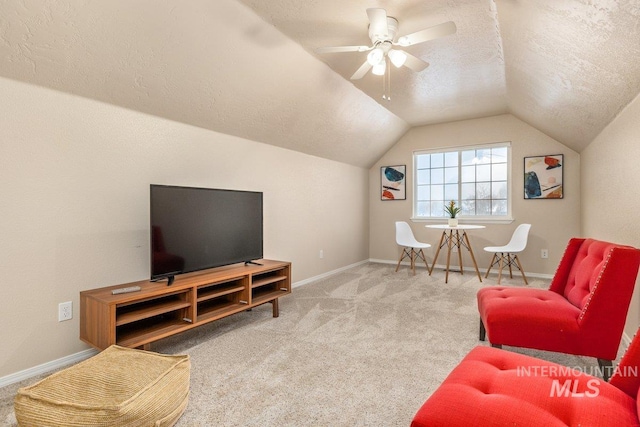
<box><xmin>582</xmin><ymin>93</ymin><xmax>640</xmax><ymax>339</ymax></box>
<box><xmin>369</xmin><ymin>114</ymin><xmax>581</xmax><ymax>276</ymax></box>
<box><xmin>0</xmin><ymin>77</ymin><xmax>369</xmax><ymax>377</ymax></box>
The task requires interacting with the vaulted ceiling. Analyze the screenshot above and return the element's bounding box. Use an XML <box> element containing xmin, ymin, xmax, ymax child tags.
<box><xmin>1</xmin><ymin>0</ymin><xmax>639</xmax><ymax>168</ymax></box>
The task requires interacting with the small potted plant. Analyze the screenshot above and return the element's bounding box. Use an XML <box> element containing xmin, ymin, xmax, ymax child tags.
<box><xmin>444</xmin><ymin>200</ymin><xmax>461</xmax><ymax>227</ymax></box>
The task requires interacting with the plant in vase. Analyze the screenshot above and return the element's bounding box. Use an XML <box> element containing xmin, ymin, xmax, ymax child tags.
<box><xmin>444</xmin><ymin>200</ymin><xmax>461</xmax><ymax>226</ymax></box>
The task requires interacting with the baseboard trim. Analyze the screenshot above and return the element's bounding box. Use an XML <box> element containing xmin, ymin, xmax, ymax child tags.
<box><xmin>293</xmin><ymin>260</ymin><xmax>369</xmax><ymax>288</ymax></box>
<box><xmin>369</xmin><ymin>258</ymin><xmax>430</xmax><ymax>271</ymax></box>
<box><xmin>0</xmin><ymin>348</ymin><xmax>98</xmax><ymax>388</ymax></box>
<box><xmin>368</xmin><ymin>258</ymin><xmax>554</xmax><ymax>280</ymax></box>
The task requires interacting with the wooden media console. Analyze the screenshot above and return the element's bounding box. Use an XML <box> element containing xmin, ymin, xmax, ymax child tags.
<box><xmin>80</xmin><ymin>260</ymin><xmax>291</xmax><ymax>350</ymax></box>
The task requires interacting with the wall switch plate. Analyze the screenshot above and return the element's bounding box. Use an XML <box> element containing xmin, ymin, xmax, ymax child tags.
<box><xmin>319</xmin><ymin>249</ymin><xmax>324</xmax><ymax>259</ymax></box>
<box><xmin>541</xmin><ymin>249</ymin><xmax>549</xmax><ymax>259</ymax></box>
<box><xmin>58</xmin><ymin>301</ymin><xmax>72</xmax><ymax>322</ymax></box>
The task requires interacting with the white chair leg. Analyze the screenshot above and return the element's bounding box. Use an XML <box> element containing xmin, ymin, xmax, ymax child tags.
<box><xmin>485</xmin><ymin>253</ymin><xmax>497</xmax><ymax>278</ymax></box>
<box><xmin>418</xmin><ymin>249</ymin><xmax>429</xmax><ymax>270</ymax></box>
<box><xmin>395</xmin><ymin>248</ymin><xmax>407</xmax><ymax>272</ymax></box>
<box><xmin>497</xmin><ymin>253</ymin><xmax>505</xmax><ymax>284</ymax></box>
<box><xmin>410</xmin><ymin>248</ymin><xmax>417</xmax><ymax>275</ymax></box>
<box><xmin>397</xmin><ymin>247</ymin><xmax>424</xmax><ymax>275</ymax></box>
<box><xmin>514</xmin><ymin>254</ymin><xmax>528</xmax><ymax>285</ymax></box>
<box><xmin>507</xmin><ymin>253</ymin><xmax>514</xmax><ymax>278</ymax></box>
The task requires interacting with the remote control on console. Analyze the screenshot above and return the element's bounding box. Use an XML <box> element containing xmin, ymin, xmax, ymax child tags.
<box><xmin>112</xmin><ymin>286</ymin><xmax>141</xmax><ymax>295</ymax></box>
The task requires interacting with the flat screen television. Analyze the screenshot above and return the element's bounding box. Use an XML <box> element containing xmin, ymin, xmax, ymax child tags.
<box><xmin>150</xmin><ymin>185</ymin><xmax>263</xmax><ymax>284</ymax></box>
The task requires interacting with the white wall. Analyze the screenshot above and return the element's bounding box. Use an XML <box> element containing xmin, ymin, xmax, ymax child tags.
<box><xmin>369</xmin><ymin>114</ymin><xmax>581</xmax><ymax>276</ymax></box>
<box><xmin>0</xmin><ymin>77</ymin><xmax>369</xmax><ymax>377</ymax></box>
<box><xmin>582</xmin><ymin>92</ymin><xmax>640</xmax><ymax>338</ymax></box>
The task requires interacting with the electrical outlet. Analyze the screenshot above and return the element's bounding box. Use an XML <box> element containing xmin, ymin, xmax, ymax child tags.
<box><xmin>541</xmin><ymin>249</ymin><xmax>549</xmax><ymax>259</ymax></box>
<box><xmin>58</xmin><ymin>301</ymin><xmax>72</xmax><ymax>322</ymax></box>
<box><xmin>319</xmin><ymin>249</ymin><xmax>324</xmax><ymax>259</ymax></box>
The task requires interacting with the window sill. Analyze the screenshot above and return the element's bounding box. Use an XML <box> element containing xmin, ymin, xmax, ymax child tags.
<box><xmin>410</xmin><ymin>217</ymin><xmax>514</xmax><ymax>225</ymax></box>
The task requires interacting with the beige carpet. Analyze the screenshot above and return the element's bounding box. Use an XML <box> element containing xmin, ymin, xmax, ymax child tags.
<box><xmin>0</xmin><ymin>263</ymin><xmax>605</xmax><ymax>426</ymax></box>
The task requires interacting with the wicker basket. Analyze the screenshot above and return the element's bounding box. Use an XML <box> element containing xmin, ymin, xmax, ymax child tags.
<box><xmin>14</xmin><ymin>345</ymin><xmax>190</xmax><ymax>427</ymax></box>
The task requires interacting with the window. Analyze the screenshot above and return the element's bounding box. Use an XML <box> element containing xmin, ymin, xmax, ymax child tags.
<box><xmin>413</xmin><ymin>142</ymin><xmax>511</xmax><ymax>221</ymax></box>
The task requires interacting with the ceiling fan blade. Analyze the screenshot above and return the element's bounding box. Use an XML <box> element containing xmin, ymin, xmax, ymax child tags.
<box><xmin>397</xmin><ymin>21</ymin><xmax>457</xmax><ymax>47</ymax></box>
<box><xmin>315</xmin><ymin>45</ymin><xmax>371</xmax><ymax>54</ymax></box>
<box><xmin>351</xmin><ymin>61</ymin><xmax>372</xmax><ymax>80</ymax></box>
<box><xmin>402</xmin><ymin>52</ymin><xmax>430</xmax><ymax>72</ymax></box>
<box><xmin>366</xmin><ymin>8</ymin><xmax>390</xmax><ymax>39</ymax></box>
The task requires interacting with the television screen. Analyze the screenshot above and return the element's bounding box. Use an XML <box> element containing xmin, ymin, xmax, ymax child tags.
<box><xmin>150</xmin><ymin>185</ymin><xmax>263</xmax><ymax>281</ymax></box>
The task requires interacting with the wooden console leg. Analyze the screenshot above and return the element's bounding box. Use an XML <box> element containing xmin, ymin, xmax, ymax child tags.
<box><xmin>272</xmin><ymin>298</ymin><xmax>279</xmax><ymax>317</ymax></box>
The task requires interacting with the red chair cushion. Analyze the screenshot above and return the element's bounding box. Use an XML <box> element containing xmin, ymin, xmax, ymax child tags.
<box><xmin>411</xmin><ymin>346</ymin><xmax>638</xmax><ymax>427</ymax></box>
<box><xmin>477</xmin><ymin>286</ymin><xmax>583</xmax><ymax>354</ymax></box>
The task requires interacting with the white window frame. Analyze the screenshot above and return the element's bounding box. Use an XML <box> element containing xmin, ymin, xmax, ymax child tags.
<box><xmin>411</xmin><ymin>142</ymin><xmax>514</xmax><ymax>224</ymax></box>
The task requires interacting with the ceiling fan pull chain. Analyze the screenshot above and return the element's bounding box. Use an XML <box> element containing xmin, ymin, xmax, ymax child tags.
<box><xmin>383</xmin><ymin>61</ymin><xmax>391</xmax><ymax>101</ymax></box>
<box><xmin>382</xmin><ymin>60</ymin><xmax>392</xmax><ymax>101</ymax></box>
<box><xmin>387</xmin><ymin>61</ymin><xmax>391</xmax><ymax>101</ymax></box>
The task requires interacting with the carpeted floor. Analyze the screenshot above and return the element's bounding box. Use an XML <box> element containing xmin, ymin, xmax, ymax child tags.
<box><xmin>0</xmin><ymin>263</ymin><xmax>606</xmax><ymax>426</ymax></box>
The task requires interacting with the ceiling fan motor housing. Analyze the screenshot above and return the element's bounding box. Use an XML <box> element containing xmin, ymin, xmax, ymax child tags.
<box><xmin>369</xmin><ymin>17</ymin><xmax>399</xmax><ymax>44</ymax></box>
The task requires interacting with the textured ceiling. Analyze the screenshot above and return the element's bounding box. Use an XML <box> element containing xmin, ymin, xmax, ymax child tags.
<box><xmin>1</xmin><ymin>0</ymin><xmax>639</xmax><ymax>167</ymax></box>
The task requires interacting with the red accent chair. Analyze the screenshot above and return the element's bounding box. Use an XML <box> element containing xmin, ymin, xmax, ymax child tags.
<box><xmin>478</xmin><ymin>238</ymin><xmax>640</xmax><ymax>378</ymax></box>
<box><xmin>411</xmin><ymin>329</ymin><xmax>640</xmax><ymax>427</ymax></box>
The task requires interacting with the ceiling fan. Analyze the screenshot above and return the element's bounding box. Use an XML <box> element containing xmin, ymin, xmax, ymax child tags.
<box><xmin>316</xmin><ymin>8</ymin><xmax>456</xmax><ymax>80</ymax></box>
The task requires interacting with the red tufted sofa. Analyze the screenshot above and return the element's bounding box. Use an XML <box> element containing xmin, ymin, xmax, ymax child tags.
<box><xmin>477</xmin><ymin>238</ymin><xmax>640</xmax><ymax>376</ymax></box>
<box><xmin>411</xmin><ymin>329</ymin><xmax>640</xmax><ymax>426</ymax></box>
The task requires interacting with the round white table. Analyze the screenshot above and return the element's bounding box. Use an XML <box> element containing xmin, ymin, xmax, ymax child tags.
<box><xmin>426</xmin><ymin>224</ymin><xmax>486</xmax><ymax>283</ymax></box>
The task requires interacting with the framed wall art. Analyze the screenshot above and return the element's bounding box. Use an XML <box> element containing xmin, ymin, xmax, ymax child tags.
<box><xmin>381</xmin><ymin>165</ymin><xmax>406</xmax><ymax>200</ymax></box>
<box><xmin>524</xmin><ymin>154</ymin><xmax>563</xmax><ymax>199</ymax></box>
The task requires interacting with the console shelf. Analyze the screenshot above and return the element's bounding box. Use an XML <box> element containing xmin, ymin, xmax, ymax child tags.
<box><xmin>252</xmin><ymin>275</ymin><xmax>287</xmax><ymax>289</ymax></box>
<box><xmin>197</xmin><ymin>285</ymin><xmax>245</xmax><ymax>303</ymax></box>
<box><xmin>116</xmin><ymin>294</ymin><xmax>192</xmax><ymax>326</ymax></box>
<box><xmin>197</xmin><ymin>301</ymin><xmax>247</xmax><ymax>323</ymax></box>
<box><xmin>80</xmin><ymin>260</ymin><xmax>291</xmax><ymax>350</ymax></box>
<box><xmin>117</xmin><ymin>321</ymin><xmax>192</xmax><ymax>349</ymax></box>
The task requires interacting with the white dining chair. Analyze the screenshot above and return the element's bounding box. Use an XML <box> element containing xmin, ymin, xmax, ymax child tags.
<box><xmin>395</xmin><ymin>221</ymin><xmax>431</xmax><ymax>275</ymax></box>
<box><xmin>484</xmin><ymin>223</ymin><xmax>531</xmax><ymax>284</ymax></box>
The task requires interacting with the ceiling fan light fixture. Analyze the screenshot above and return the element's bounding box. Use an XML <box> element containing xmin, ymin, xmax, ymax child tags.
<box><xmin>367</xmin><ymin>48</ymin><xmax>384</xmax><ymax>66</ymax></box>
<box><xmin>388</xmin><ymin>50</ymin><xmax>407</xmax><ymax>68</ymax></box>
<box><xmin>372</xmin><ymin>59</ymin><xmax>386</xmax><ymax>76</ymax></box>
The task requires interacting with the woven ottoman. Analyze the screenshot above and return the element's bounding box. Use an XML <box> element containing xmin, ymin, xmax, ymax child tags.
<box><xmin>14</xmin><ymin>345</ymin><xmax>190</xmax><ymax>427</ymax></box>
